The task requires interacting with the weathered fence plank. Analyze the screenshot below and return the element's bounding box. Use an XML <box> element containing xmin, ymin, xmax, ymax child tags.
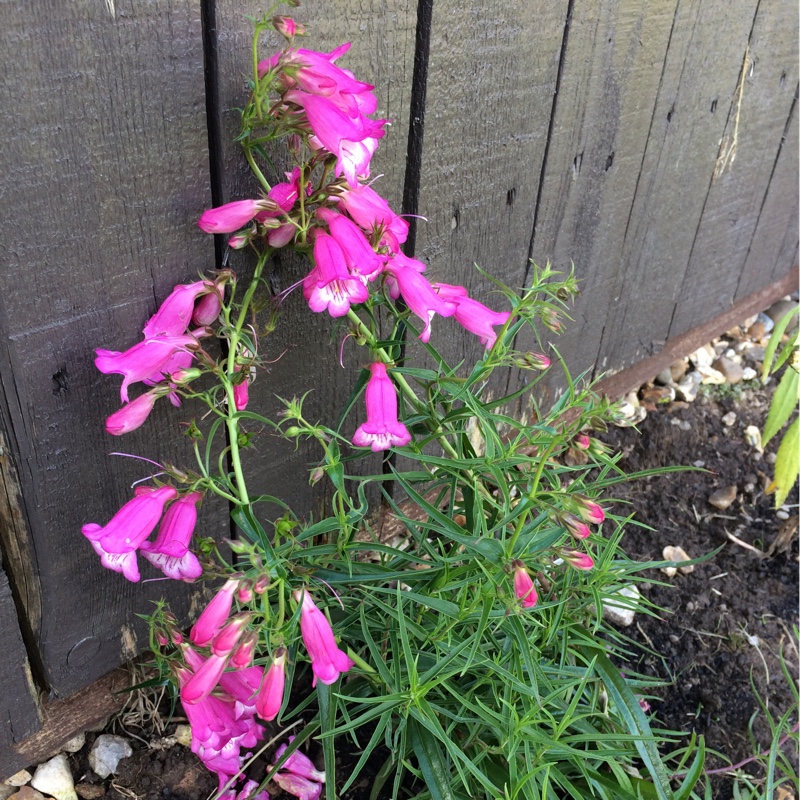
<box><xmin>528</xmin><ymin>0</ymin><xmax>682</xmax><ymax>383</ymax></box>
<box><xmin>0</xmin><ymin>0</ymin><xmax>219</xmax><ymax>696</ymax></box>
<box><xmin>412</xmin><ymin>0</ymin><xmax>569</xmax><ymax>373</ymax></box>
<box><xmin>592</xmin><ymin>0</ymin><xmax>762</xmax><ymax>371</ymax></box>
<box><xmin>669</xmin><ymin>0</ymin><xmax>800</xmax><ymax>336</ymax></box>
<box><xmin>0</xmin><ymin>551</ymin><xmax>40</xmax><ymax>777</ymax></box>
<box><xmin>211</xmin><ymin>1</ymin><xmax>417</xmax><ymax>515</ymax></box>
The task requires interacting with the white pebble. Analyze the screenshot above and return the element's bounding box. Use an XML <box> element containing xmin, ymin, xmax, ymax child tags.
<box><xmin>30</xmin><ymin>755</ymin><xmax>78</xmax><ymax>800</ymax></box>
<box><xmin>721</xmin><ymin>411</ymin><xmax>737</xmax><ymax>427</ymax></box>
<box><xmin>602</xmin><ymin>586</ymin><xmax>640</xmax><ymax>627</ymax></box>
<box><xmin>88</xmin><ymin>734</ymin><xmax>133</xmax><ymax>779</ymax></box>
<box><xmin>777</xmin><ymin>510</ymin><xmax>790</xmax><ymax>520</ymax></box>
<box><xmin>61</xmin><ymin>733</ymin><xmax>86</xmax><ymax>754</ymax></box>
<box><xmin>742</xmin><ymin>367</ymin><xmax>757</xmax><ymax>381</ymax></box>
<box><xmin>4</xmin><ymin>770</ymin><xmax>32</xmax><ymax>787</ymax></box>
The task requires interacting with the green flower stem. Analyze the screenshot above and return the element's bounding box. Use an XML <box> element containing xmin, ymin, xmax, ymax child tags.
<box><xmin>223</xmin><ymin>250</ymin><xmax>272</xmax><ymax>506</ymax></box>
<box><xmin>346</xmin><ymin>647</ymin><xmax>377</xmax><ymax>675</ymax></box>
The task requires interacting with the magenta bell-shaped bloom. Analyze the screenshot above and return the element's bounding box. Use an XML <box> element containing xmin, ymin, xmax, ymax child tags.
<box><xmin>198</xmin><ymin>199</ymin><xmax>268</xmax><ymax>234</ymax></box>
<box><xmin>335</xmin><ymin>183</ymin><xmax>408</xmax><ymax>250</ymax></box>
<box><xmin>303</xmin><ymin>232</ymin><xmax>369</xmax><ymax>317</ymax></box>
<box><xmin>433</xmin><ymin>282</ymin><xmax>511</xmax><ymax>349</ymax></box>
<box><xmin>384</xmin><ymin>256</ymin><xmax>456</xmax><ymax>343</ymax></box>
<box><xmin>180</xmin><ymin>652</ymin><xmax>229</xmax><ymax>705</ymax></box>
<box><xmin>274</xmin><ymin>737</ymin><xmax>326</xmax><ymax>783</ymax></box>
<box><xmin>143</xmin><ymin>281</ymin><xmax>213</xmax><ymax>339</ymax></box>
<box><xmin>255</xmin><ymin>649</ymin><xmax>286</xmax><ymax>722</ymax></box>
<box><xmin>271</xmin><ymin>772</ymin><xmax>322</xmax><ymax>800</ymax></box>
<box><xmin>190</xmin><ymin>578</ymin><xmax>239</xmax><ymax>646</ymax></box>
<box><xmin>105</xmin><ymin>389</ymin><xmax>162</xmax><ymax>436</ymax></box>
<box><xmin>139</xmin><ymin>491</ymin><xmax>203</xmax><ymax>582</ymax></box>
<box><xmin>352</xmin><ymin>362</ymin><xmax>411</xmax><ymax>452</ymax></box>
<box><xmin>315</xmin><ymin>208</ymin><xmax>385</xmax><ymax>279</ymax></box>
<box><xmin>512</xmin><ymin>563</ymin><xmax>538</xmax><ymax>609</ymax></box>
<box><xmin>95</xmin><ymin>334</ymin><xmax>198</xmax><ymax>403</ymax></box>
<box><xmin>293</xmin><ymin>590</ymin><xmax>354</xmax><ymax>686</ymax></box>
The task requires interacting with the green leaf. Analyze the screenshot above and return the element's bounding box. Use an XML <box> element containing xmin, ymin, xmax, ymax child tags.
<box><xmin>408</xmin><ymin>717</ymin><xmax>455</xmax><ymax>800</ymax></box>
<box><xmin>762</xmin><ymin>306</ymin><xmax>799</xmax><ymax>378</ymax></box>
<box><xmin>674</xmin><ymin>735</ymin><xmax>705</xmax><ymax>800</ymax></box>
<box><xmin>230</xmin><ymin>505</ymin><xmax>284</xmax><ymax>577</ymax></box>
<box><xmin>580</xmin><ymin>644</ymin><xmax>675</xmax><ymax>800</ymax></box>
<box><xmin>773</xmin><ymin>416</ymin><xmax>799</xmax><ymax>507</ymax></box>
<box><xmin>762</xmin><ymin>368</ymin><xmax>799</xmax><ymax>445</ymax></box>
<box><xmin>316</xmin><ymin>682</ymin><xmax>337</xmax><ymax>800</ymax></box>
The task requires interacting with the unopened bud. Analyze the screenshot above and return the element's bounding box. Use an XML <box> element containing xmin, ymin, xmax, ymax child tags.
<box><xmin>309</xmin><ymin>466</ymin><xmax>325</xmax><ymax>485</ymax></box>
<box><xmin>560</xmin><ymin>512</ymin><xmax>591</xmax><ymax>540</ymax></box>
<box><xmin>230</xmin><ymin>631</ymin><xmax>258</xmax><ymax>669</ymax></box>
<box><xmin>170</xmin><ymin>367</ymin><xmax>203</xmax><ymax>385</ymax></box>
<box><xmin>254</xmin><ymin>574</ymin><xmax>270</xmax><ymax>594</ymax></box>
<box><xmin>228</xmin><ymin>227</ymin><xmax>255</xmax><ymax>250</ymax></box>
<box><xmin>155</xmin><ymin>629</ymin><xmax>169</xmax><ymax>647</ymax></box>
<box><xmin>273</xmin><ymin>15</ymin><xmax>305</xmax><ymax>38</ymax></box>
<box><xmin>237</xmin><ymin>580</ymin><xmax>254</xmax><ymax>603</ymax></box>
<box><xmin>542</xmin><ymin>308</ymin><xmax>562</xmax><ymax>333</ymax></box>
<box><xmin>574</xmin><ymin>495</ymin><xmax>604</xmax><ymax>525</ymax></box>
<box><xmin>284</xmin><ymin>426</ymin><xmax>302</xmax><ymax>437</ymax></box>
<box><xmin>192</xmin><ymin>288</ymin><xmax>223</xmax><ymax>326</ymax></box>
<box><xmin>523</xmin><ymin>351</ymin><xmax>550</xmax><ymax>370</ymax></box>
<box><xmin>562</xmin><ymin>549</ymin><xmax>594</xmax><ymax>571</ymax></box>
<box><xmin>574</xmin><ymin>434</ymin><xmax>591</xmax><ymax>450</ymax></box>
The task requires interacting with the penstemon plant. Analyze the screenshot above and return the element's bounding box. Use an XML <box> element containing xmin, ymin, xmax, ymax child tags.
<box><xmin>82</xmin><ymin>8</ymin><xmax>704</xmax><ymax>800</ymax></box>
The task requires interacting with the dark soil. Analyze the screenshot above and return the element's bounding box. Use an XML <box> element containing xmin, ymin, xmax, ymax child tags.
<box><xmin>602</xmin><ymin>381</ymin><xmax>799</xmax><ymax>798</ymax></box>
<box><xmin>63</xmin><ymin>356</ymin><xmax>798</xmax><ymax>800</ymax></box>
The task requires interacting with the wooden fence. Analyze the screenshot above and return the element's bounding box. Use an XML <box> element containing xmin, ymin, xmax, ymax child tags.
<box><xmin>0</xmin><ymin>0</ymin><xmax>796</xmax><ymax>774</ymax></box>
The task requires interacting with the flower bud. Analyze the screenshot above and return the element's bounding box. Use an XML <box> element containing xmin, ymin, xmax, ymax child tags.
<box><xmin>170</xmin><ymin>367</ymin><xmax>203</xmax><ymax>385</ymax></box>
<box><xmin>562</xmin><ymin>549</ymin><xmax>594</xmax><ymax>571</ymax></box>
<box><xmin>254</xmin><ymin>574</ymin><xmax>270</xmax><ymax>594</ymax></box>
<box><xmin>237</xmin><ymin>580</ymin><xmax>254</xmax><ymax>603</ymax></box>
<box><xmin>229</xmin><ymin>630</ymin><xmax>258</xmax><ymax>669</ymax></box>
<box><xmin>523</xmin><ymin>352</ymin><xmax>551</xmax><ymax>370</ymax></box>
<box><xmin>255</xmin><ymin>648</ymin><xmax>287</xmax><ymax>722</ymax></box>
<box><xmin>560</xmin><ymin>512</ymin><xmax>591</xmax><ymax>540</ymax></box>
<box><xmin>309</xmin><ymin>466</ymin><xmax>325</xmax><ymax>485</ymax></box>
<box><xmin>273</xmin><ymin>15</ymin><xmax>305</xmax><ymax>38</ymax></box>
<box><xmin>210</xmin><ymin>612</ymin><xmax>250</xmax><ymax>657</ymax></box>
<box><xmin>228</xmin><ymin>227</ymin><xmax>255</xmax><ymax>250</ymax></box>
<box><xmin>575</xmin><ymin>496</ymin><xmax>605</xmax><ymax>525</ymax></box>
<box><xmin>192</xmin><ymin>289</ymin><xmax>223</xmax><ymax>326</ymax></box>
<box><xmin>512</xmin><ymin>562</ymin><xmax>537</xmax><ymax>609</ymax></box>
<box><xmin>574</xmin><ymin>434</ymin><xmax>591</xmax><ymax>450</ymax></box>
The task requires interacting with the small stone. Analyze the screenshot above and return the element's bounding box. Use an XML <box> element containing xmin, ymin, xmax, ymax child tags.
<box><xmin>663</xmin><ymin>545</ymin><xmax>694</xmax><ymax>574</ymax></box>
<box><xmin>88</xmin><ymin>735</ymin><xmax>133</xmax><ymax>779</ymax></box>
<box><xmin>744</xmin><ymin>425</ymin><xmax>763</xmax><ymax>451</ymax></box>
<box><xmin>30</xmin><ymin>755</ymin><xmax>77</xmax><ymax>800</ymax></box>
<box><xmin>174</xmin><ymin>724</ymin><xmax>193</xmax><ymax>748</ymax></box>
<box><xmin>693</xmin><ymin>460</ymin><xmax>706</xmax><ymax>468</ymax></box>
<box><xmin>8</xmin><ymin>788</ymin><xmax>46</xmax><ymax>800</ymax></box>
<box><xmin>654</xmin><ymin>368</ymin><xmax>674</xmax><ymax>386</ymax></box>
<box><xmin>75</xmin><ymin>786</ymin><xmax>105</xmax><ymax>800</ymax></box>
<box><xmin>661</xmin><ymin>565</ymin><xmax>678</xmax><ymax>578</ymax></box>
<box><xmin>741</xmin><ymin>366</ymin><xmax>757</xmax><ymax>381</ymax></box>
<box><xmin>765</xmin><ymin>299</ymin><xmax>799</xmax><ymax>331</ymax></box>
<box><xmin>713</xmin><ymin>356</ymin><xmax>744</xmax><ymax>385</ymax></box>
<box><xmin>747</xmin><ymin>320</ymin><xmax>767</xmax><ymax>340</ymax></box>
<box><xmin>0</xmin><ymin>787</ymin><xmax>16</xmax><ymax>800</ymax></box>
<box><xmin>777</xmin><ymin>509</ymin><xmax>790</xmax><ymax>521</ymax></box>
<box><xmin>670</xmin><ymin>359</ymin><xmax>689</xmax><ymax>382</ymax></box>
<box><xmin>689</xmin><ymin>344</ymin><xmax>715</xmax><ymax>368</ymax></box>
<box><xmin>744</xmin><ymin>482</ymin><xmax>755</xmax><ymax>493</ymax></box>
<box><xmin>602</xmin><ymin>585</ymin><xmax>640</xmax><ymax>627</ymax></box>
<box><xmin>669</xmin><ymin>634</ymin><xmax>681</xmax><ymax>644</ymax></box>
<box><xmin>766</xmin><ymin>452</ymin><xmax>777</xmax><ymax>465</ymax></box>
<box><xmin>61</xmin><ymin>733</ymin><xmax>86</xmax><ymax>754</ymax></box>
<box><xmin>744</xmin><ymin>345</ymin><xmax>766</xmax><ymax>363</ymax></box>
<box><xmin>641</xmin><ymin>385</ymin><xmax>675</xmax><ymax>404</ymax></box>
<box><xmin>686</xmin><ymin>601</ymin><xmax>697</xmax><ymax>613</ymax></box>
<box><xmin>709</xmin><ymin>485</ymin><xmax>737</xmax><ymax>510</ymax></box>
<box><xmin>5</xmin><ymin>773</ymin><xmax>31</xmax><ymax>788</ymax></box>
<box><xmin>697</xmin><ymin>365</ymin><xmax>726</xmax><ymax>384</ymax></box>
<box><xmin>674</xmin><ymin>377</ymin><xmax>699</xmax><ymax>403</ymax></box>
<box><xmin>756</xmin><ymin>312</ymin><xmax>775</xmax><ymax>332</ymax></box>
<box><xmin>721</xmin><ymin>411</ymin><xmax>737</xmax><ymax>427</ymax></box>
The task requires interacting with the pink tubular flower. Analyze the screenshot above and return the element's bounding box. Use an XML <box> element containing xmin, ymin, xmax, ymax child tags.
<box><xmin>293</xmin><ymin>590</ymin><xmax>354</xmax><ymax>686</ymax></box>
<box><xmin>230</xmin><ymin>631</ymin><xmax>258</xmax><ymax>670</ymax></box>
<box><xmin>335</xmin><ymin>183</ymin><xmax>408</xmax><ymax>250</ymax></box>
<box><xmin>95</xmin><ymin>334</ymin><xmax>198</xmax><ymax>403</ymax></box>
<box><xmin>563</xmin><ymin>550</ymin><xmax>594</xmax><ymax>571</ymax></box>
<box><xmin>315</xmin><ymin>208</ymin><xmax>385</xmax><ymax>279</ymax></box>
<box><xmin>303</xmin><ymin>232</ymin><xmax>369</xmax><ymax>317</ymax></box>
<box><xmin>199</xmin><ymin>200</ymin><xmax>270</xmax><ymax>234</ymax></box>
<box><xmin>211</xmin><ymin>613</ymin><xmax>250</xmax><ymax>657</ymax></box>
<box><xmin>190</xmin><ymin>578</ymin><xmax>239</xmax><ymax>646</ymax></box>
<box><xmin>272</xmin><ymin>773</ymin><xmax>321</xmax><ymax>800</ymax></box>
<box><xmin>512</xmin><ymin>563</ymin><xmax>538</xmax><ymax>609</ymax></box>
<box><xmin>433</xmin><ymin>283</ymin><xmax>511</xmax><ymax>349</ymax></box>
<box><xmin>82</xmin><ymin>485</ymin><xmax>178</xmax><ymax>567</ymax></box>
<box><xmin>274</xmin><ymin>738</ymin><xmax>326</xmax><ymax>783</ymax></box>
<box><xmin>180</xmin><ymin>652</ymin><xmax>229</xmax><ymax>705</ymax></box>
<box><xmin>105</xmin><ymin>389</ymin><xmax>162</xmax><ymax>436</ymax></box>
<box><xmin>139</xmin><ymin>491</ymin><xmax>203</xmax><ymax>582</ymax></box>
<box><xmin>562</xmin><ymin>512</ymin><xmax>591</xmax><ymax>541</ymax></box>
<box><xmin>575</xmin><ymin>496</ymin><xmax>605</xmax><ymax>525</ymax></box>
<box><xmin>192</xmin><ymin>286</ymin><xmax>224</xmax><ymax>326</ymax></box>
<box><xmin>255</xmin><ymin>649</ymin><xmax>287</xmax><ymax>722</ymax></box>
<box><xmin>143</xmin><ymin>281</ymin><xmax>213</xmax><ymax>339</ymax></box>
<box><xmin>384</xmin><ymin>256</ymin><xmax>456</xmax><ymax>343</ymax></box>
<box><xmin>352</xmin><ymin>362</ymin><xmax>411</xmax><ymax>452</ymax></box>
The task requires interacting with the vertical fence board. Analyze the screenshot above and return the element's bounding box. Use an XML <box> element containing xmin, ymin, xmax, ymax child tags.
<box><xmin>591</xmin><ymin>0</ymin><xmax>760</xmax><ymax>372</ymax></box>
<box><xmin>412</xmin><ymin>1</ymin><xmax>568</xmax><ymax>374</ymax></box>
<box><xmin>212</xmin><ymin>1</ymin><xmax>416</xmax><ymax>516</ymax></box>
<box><xmin>735</xmin><ymin>88</ymin><xmax>799</xmax><ymax>301</ymax></box>
<box><xmin>527</xmin><ymin>0</ymin><xmax>681</xmax><ymax>384</ymax></box>
<box><xmin>669</xmin><ymin>0</ymin><xmax>799</xmax><ymax>336</ymax></box>
<box><xmin>0</xmin><ymin>0</ymin><xmax>219</xmax><ymax>695</ymax></box>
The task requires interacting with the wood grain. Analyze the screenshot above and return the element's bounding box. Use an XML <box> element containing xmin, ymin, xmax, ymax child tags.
<box><xmin>0</xmin><ymin>0</ymin><xmax>222</xmax><ymax>696</ymax></box>
<box><xmin>211</xmin><ymin>1</ymin><xmax>417</xmax><ymax>516</ymax></box>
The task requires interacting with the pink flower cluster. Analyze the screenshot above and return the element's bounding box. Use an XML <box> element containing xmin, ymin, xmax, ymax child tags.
<box><xmin>270</xmin><ymin>737</ymin><xmax>326</xmax><ymax>800</ymax></box>
<box><xmin>95</xmin><ymin>280</ymin><xmax>222</xmax><ymax>435</ymax></box>
<box><xmin>171</xmin><ymin>582</ymin><xmax>352</xmax><ymax>797</ymax></box>
<box><xmin>81</xmin><ymin>487</ymin><xmax>202</xmax><ymax>583</ymax></box>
